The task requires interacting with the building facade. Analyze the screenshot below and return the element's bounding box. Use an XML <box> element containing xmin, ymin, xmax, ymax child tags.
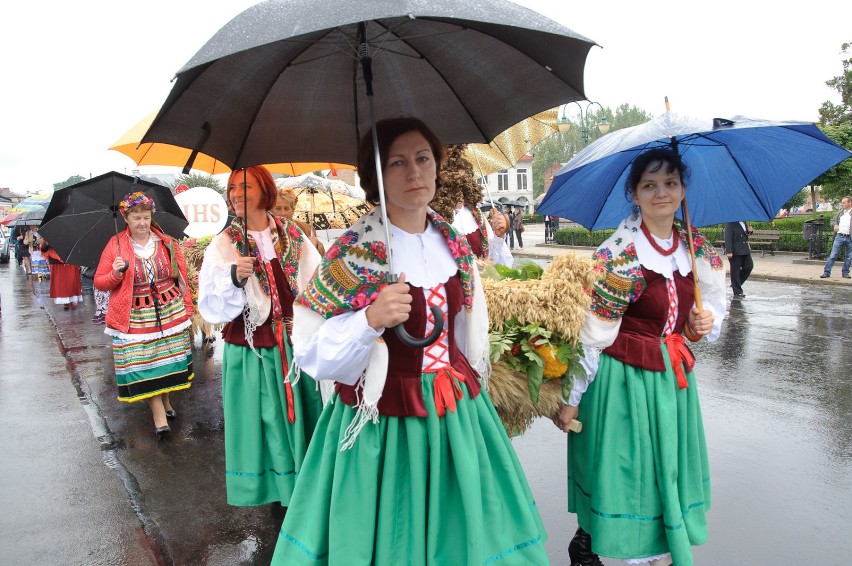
<box><xmin>475</xmin><ymin>154</ymin><xmax>535</xmax><ymax>213</ymax></box>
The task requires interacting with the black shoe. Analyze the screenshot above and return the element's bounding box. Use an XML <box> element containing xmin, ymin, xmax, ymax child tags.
<box><xmin>844</xmin><ymin>274</ymin><xmax>851</xmax><ymax>279</ymax></box>
<box><xmin>568</xmin><ymin>527</ymin><xmax>603</xmax><ymax>566</ymax></box>
<box><xmin>820</xmin><ymin>273</ymin><xmax>830</xmax><ymax>278</ymax></box>
<box><xmin>165</xmin><ymin>409</ymin><xmax>177</xmax><ymax>420</ymax></box>
<box><xmin>155</xmin><ymin>425</ymin><xmax>171</xmax><ymax>439</ymax></box>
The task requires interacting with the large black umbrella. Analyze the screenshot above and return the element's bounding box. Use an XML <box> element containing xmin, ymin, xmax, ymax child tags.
<box><xmin>142</xmin><ymin>0</ymin><xmax>595</xmax><ymax>346</ymax></box>
<box><xmin>39</xmin><ymin>172</ymin><xmax>188</xmax><ymax>268</ymax></box>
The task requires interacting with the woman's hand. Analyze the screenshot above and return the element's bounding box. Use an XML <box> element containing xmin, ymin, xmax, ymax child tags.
<box><xmin>726</xmin><ymin>252</ymin><xmax>733</xmax><ymax>259</ymax></box>
<box><xmin>553</xmin><ymin>404</ymin><xmax>579</xmax><ymax>433</ymax></box>
<box><xmin>234</xmin><ymin>256</ymin><xmax>256</xmax><ymax>281</ymax></box>
<box><xmin>112</xmin><ymin>256</ymin><xmax>127</xmax><ymax>277</ymax></box>
<box><xmin>365</xmin><ymin>273</ymin><xmax>412</xmax><ymax>330</ymax></box>
<box><xmin>688</xmin><ymin>307</ymin><xmax>714</xmax><ymax>337</ymax></box>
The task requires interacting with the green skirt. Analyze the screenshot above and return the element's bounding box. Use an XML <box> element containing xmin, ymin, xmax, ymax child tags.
<box><xmin>222</xmin><ymin>342</ymin><xmax>323</xmax><ymax>507</ymax></box>
<box><xmin>272</xmin><ymin>371</ymin><xmax>548</xmax><ymax>565</ymax></box>
<box><xmin>568</xmin><ymin>346</ymin><xmax>710</xmax><ymax>566</ymax></box>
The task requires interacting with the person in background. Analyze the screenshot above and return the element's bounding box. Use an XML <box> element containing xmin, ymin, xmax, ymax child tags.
<box><xmin>271</xmin><ymin>116</ymin><xmax>547</xmax><ymax>565</ymax></box>
<box><xmin>92</xmin><ymin>287</ymin><xmax>110</xmax><ymax>324</ymax></box>
<box><xmin>555</xmin><ymin>148</ymin><xmax>725</xmax><ymax>566</ymax></box>
<box><xmin>198</xmin><ymin>166</ymin><xmax>322</xmax><ymax>509</ymax></box>
<box><xmin>511</xmin><ymin>206</ymin><xmax>525</xmax><ymax>249</ymax></box>
<box><xmin>488</xmin><ymin>207</ymin><xmax>514</xmax><ymax>268</ymax></box>
<box><xmin>41</xmin><ymin>238</ymin><xmax>82</xmax><ymax>309</ymax></box>
<box><xmin>94</xmin><ymin>192</ymin><xmax>194</xmax><ymax>438</ymax></box>
<box><xmin>724</xmin><ymin>221</ymin><xmax>753</xmax><ymax>297</ymax></box>
<box><xmin>272</xmin><ymin>187</ymin><xmax>325</xmax><ymax>255</ymax></box>
<box><xmin>820</xmin><ymin>195</ymin><xmax>852</xmax><ymax>279</ymax></box>
<box><xmin>16</xmin><ymin>226</ymin><xmax>32</xmax><ymax>275</ymax></box>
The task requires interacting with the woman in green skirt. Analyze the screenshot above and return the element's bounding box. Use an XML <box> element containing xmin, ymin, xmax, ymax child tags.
<box><xmin>271</xmin><ymin>117</ymin><xmax>547</xmax><ymax>565</ymax></box>
<box><xmin>554</xmin><ymin>149</ymin><xmax>726</xmax><ymax>566</ymax></box>
<box><xmin>198</xmin><ymin>165</ymin><xmax>322</xmax><ymax>507</ymax></box>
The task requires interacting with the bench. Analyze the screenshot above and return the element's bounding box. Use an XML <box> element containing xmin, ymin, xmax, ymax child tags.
<box><xmin>714</xmin><ymin>229</ymin><xmax>780</xmax><ymax>257</ymax></box>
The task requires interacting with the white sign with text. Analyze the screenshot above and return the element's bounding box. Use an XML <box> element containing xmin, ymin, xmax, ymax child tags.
<box><xmin>174</xmin><ymin>186</ymin><xmax>228</xmax><ymax>238</ymax></box>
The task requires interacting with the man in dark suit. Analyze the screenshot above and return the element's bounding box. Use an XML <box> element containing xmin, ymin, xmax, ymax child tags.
<box><xmin>725</xmin><ymin>221</ymin><xmax>753</xmax><ymax>297</ymax></box>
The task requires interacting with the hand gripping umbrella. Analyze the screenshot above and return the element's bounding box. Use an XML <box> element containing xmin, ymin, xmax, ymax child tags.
<box><xmin>141</xmin><ymin>0</ymin><xmax>596</xmax><ymax>346</ymax></box>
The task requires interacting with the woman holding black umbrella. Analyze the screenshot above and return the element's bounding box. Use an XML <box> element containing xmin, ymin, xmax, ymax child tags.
<box><xmin>94</xmin><ymin>192</ymin><xmax>194</xmax><ymax>438</ymax></box>
<box><xmin>197</xmin><ymin>165</ymin><xmax>323</xmax><ymax>509</ymax></box>
<box><xmin>271</xmin><ymin>117</ymin><xmax>547</xmax><ymax>565</ymax></box>
<box><xmin>554</xmin><ymin>149</ymin><xmax>726</xmax><ymax>566</ymax></box>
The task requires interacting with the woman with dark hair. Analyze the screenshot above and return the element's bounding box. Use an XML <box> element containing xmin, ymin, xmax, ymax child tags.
<box><xmin>198</xmin><ymin>165</ymin><xmax>322</xmax><ymax>508</ymax></box>
<box><xmin>271</xmin><ymin>117</ymin><xmax>547</xmax><ymax>565</ymax></box>
<box><xmin>554</xmin><ymin>148</ymin><xmax>725</xmax><ymax>566</ymax></box>
<box><xmin>94</xmin><ymin>192</ymin><xmax>194</xmax><ymax>437</ymax></box>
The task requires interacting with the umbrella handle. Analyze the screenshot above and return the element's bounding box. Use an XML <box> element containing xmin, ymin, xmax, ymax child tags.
<box><xmin>393</xmin><ymin>306</ymin><xmax>444</xmax><ymax>349</ymax></box>
<box><xmin>231</xmin><ymin>264</ymin><xmax>248</xmax><ymax>288</ymax></box>
<box><xmin>118</xmin><ymin>261</ymin><xmax>129</xmax><ymax>274</ymax></box>
<box><xmin>386</xmin><ymin>273</ymin><xmax>444</xmax><ymax>348</ymax></box>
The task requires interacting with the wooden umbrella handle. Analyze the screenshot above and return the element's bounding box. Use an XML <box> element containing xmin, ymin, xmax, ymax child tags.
<box><xmin>682</xmin><ymin>198</ymin><xmax>703</xmax><ymax>343</ymax></box>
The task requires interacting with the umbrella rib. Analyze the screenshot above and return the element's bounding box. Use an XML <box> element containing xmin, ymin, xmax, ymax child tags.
<box><xmin>370</xmin><ymin>19</ymin><xmax>490</xmax><ymax>143</ymax></box>
<box><xmin>233</xmin><ymin>27</ymin><xmax>347</xmax><ymax>168</ymax></box>
<box><xmin>690</xmin><ymin>132</ymin><xmax>774</xmax><ymax>219</ymax></box>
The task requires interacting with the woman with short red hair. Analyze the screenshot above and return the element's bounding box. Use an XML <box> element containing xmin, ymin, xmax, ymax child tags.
<box><xmin>198</xmin><ymin>165</ymin><xmax>323</xmax><ymax>508</ymax></box>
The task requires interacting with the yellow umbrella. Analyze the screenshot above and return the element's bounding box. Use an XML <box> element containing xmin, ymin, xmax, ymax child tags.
<box><xmin>109</xmin><ymin>112</ymin><xmax>356</xmax><ymax>176</ymax></box>
<box><xmin>464</xmin><ymin>108</ymin><xmax>560</xmax><ymax>177</ymax></box>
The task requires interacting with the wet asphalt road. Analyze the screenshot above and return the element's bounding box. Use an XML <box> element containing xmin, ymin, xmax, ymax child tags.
<box><xmin>2</xmin><ymin>262</ymin><xmax>851</xmax><ymax>565</ymax></box>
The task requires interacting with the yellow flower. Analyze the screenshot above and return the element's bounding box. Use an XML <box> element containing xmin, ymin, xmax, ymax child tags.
<box><xmin>536</xmin><ymin>343</ymin><xmax>567</xmax><ymax>379</ymax></box>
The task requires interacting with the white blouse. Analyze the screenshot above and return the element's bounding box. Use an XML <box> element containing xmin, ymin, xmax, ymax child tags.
<box><xmin>293</xmin><ymin>222</ymin><xmax>470</xmax><ymax>385</ymax></box>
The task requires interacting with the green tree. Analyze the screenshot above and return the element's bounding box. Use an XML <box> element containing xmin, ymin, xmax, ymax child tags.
<box><xmin>171</xmin><ymin>172</ymin><xmax>224</xmax><ymax>195</ymax></box>
<box><xmin>814</xmin><ymin>41</ymin><xmax>852</xmax><ymax>205</ymax></box>
<box><xmin>783</xmin><ymin>187</ymin><xmax>808</xmax><ymax>210</ymax></box>
<box><xmin>53</xmin><ymin>175</ymin><xmax>85</xmax><ymax>191</ymax></box>
<box><xmin>531</xmin><ymin>103</ymin><xmax>653</xmax><ymax>197</ymax></box>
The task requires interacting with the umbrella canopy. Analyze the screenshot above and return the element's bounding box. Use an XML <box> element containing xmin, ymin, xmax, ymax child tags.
<box><xmin>39</xmin><ymin>172</ymin><xmax>188</xmax><ymax>267</ymax></box>
<box><xmin>10</xmin><ymin>193</ymin><xmax>51</xmax><ymax>213</ymax></box>
<box><xmin>277</xmin><ymin>174</ymin><xmax>371</xmax><ymax>230</ymax></box>
<box><xmin>465</xmin><ymin>108</ymin><xmax>560</xmax><ymax>177</ymax></box>
<box><xmin>538</xmin><ymin>113</ymin><xmax>852</xmax><ymax>230</ymax></box>
<box><xmin>8</xmin><ymin>209</ymin><xmax>45</xmax><ymax>227</ymax></box>
<box><xmin>141</xmin><ymin>0</ymin><xmax>595</xmax><ymax>168</ymax></box>
<box><xmin>0</xmin><ymin>212</ymin><xmax>20</xmax><ymax>226</ymax></box>
<box><xmin>112</xmin><ymin>111</ymin><xmax>356</xmax><ymax>176</ymax></box>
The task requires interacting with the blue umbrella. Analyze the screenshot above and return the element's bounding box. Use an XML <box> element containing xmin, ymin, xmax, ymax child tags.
<box><xmin>538</xmin><ymin>113</ymin><xmax>852</xmax><ymax>230</ymax></box>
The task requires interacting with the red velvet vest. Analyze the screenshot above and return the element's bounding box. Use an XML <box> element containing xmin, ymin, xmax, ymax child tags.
<box><xmin>603</xmin><ymin>268</ymin><xmax>695</xmax><ymax>372</ymax></box>
<box><xmin>465</xmin><ymin>230</ymin><xmax>485</xmax><ymax>259</ymax></box>
<box><xmin>336</xmin><ymin>274</ymin><xmax>482</xmax><ymax>417</ymax></box>
<box><xmin>222</xmin><ymin>260</ymin><xmax>295</xmax><ymax>348</ymax></box>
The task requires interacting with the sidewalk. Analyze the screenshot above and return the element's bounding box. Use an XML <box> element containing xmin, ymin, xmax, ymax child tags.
<box><xmin>513</xmin><ymin>244</ymin><xmax>852</xmax><ymax>287</ymax></box>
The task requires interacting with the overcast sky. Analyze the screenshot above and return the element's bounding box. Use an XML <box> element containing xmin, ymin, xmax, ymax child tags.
<box><xmin>1</xmin><ymin>0</ymin><xmax>849</xmax><ymax>193</ymax></box>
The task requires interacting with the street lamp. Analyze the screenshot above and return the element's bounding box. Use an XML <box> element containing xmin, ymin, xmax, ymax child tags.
<box><xmin>557</xmin><ymin>101</ymin><xmax>610</xmax><ymax>147</ymax></box>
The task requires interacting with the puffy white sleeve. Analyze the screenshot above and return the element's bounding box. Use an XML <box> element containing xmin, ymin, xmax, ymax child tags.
<box><xmin>291</xmin><ymin>305</ymin><xmax>383</xmax><ymax>385</ymax></box>
<box><xmin>563</xmin><ymin>311</ymin><xmax>621</xmax><ymax>406</ymax></box>
<box><xmin>198</xmin><ymin>236</ymin><xmax>245</xmax><ymax>325</ymax></box>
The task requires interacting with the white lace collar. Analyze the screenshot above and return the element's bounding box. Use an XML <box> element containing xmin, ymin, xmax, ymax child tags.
<box><xmin>634</xmin><ymin>228</ymin><xmax>692</xmax><ymax>279</ymax></box>
<box><xmin>390</xmin><ymin>222</ymin><xmax>458</xmax><ymax>288</ymax></box>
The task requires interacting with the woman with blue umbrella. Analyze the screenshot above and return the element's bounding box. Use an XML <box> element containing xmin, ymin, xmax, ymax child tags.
<box><xmin>554</xmin><ymin>149</ymin><xmax>726</xmax><ymax>566</ymax></box>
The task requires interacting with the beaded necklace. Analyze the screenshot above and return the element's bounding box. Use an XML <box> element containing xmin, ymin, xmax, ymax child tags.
<box><xmin>640</xmin><ymin>222</ymin><xmax>679</xmax><ymax>256</ymax></box>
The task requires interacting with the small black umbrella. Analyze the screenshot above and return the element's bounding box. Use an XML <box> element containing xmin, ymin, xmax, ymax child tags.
<box><xmin>39</xmin><ymin>172</ymin><xmax>188</xmax><ymax>268</ymax></box>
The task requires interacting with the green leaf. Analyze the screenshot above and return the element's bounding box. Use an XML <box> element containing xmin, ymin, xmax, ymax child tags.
<box><xmin>527</xmin><ymin>363</ymin><xmax>544</xmax><ymax>405</ymax></box>
<box><xmin>561</xmin><ymin>374</ymin><xmax>574</xmax><ymax>401</ymax></box>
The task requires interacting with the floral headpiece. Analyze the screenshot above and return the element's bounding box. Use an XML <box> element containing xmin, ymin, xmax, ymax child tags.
<box><xmin>119</xmin><ymin>191</ymin><xmax>156</xmax><ymax>214</ymax></box>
